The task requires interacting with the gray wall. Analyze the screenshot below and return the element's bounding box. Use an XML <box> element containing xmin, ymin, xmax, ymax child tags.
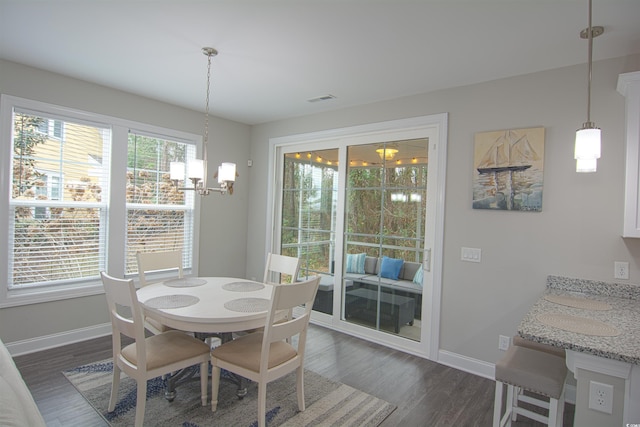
<box><xmin>246</xmin><ymin>54</ymin><xmax>640</xmax><ymax>364</ymax></box>
<box><xmin>0</xmin><ymin>59</ymin><xmax>251</xmax><ymax>343</ymax></box>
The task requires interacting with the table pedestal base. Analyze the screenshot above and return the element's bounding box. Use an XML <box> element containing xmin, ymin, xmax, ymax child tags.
<box><xmin>164</xmin><ymin>332</ymin><xmax>248</xmax><ymax>400</ymax></box>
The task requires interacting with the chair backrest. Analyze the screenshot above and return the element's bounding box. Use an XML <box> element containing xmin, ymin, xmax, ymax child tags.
<box><xmin>260</xmin><ymin>275</ymin><xmax>320</xmax><ymax>370</ymax></box>
<box><xmin>263</xmin><ymin>253</ymin><xmax>301</xmax><ymax>285</ymax></box>
<box><xmin>101</xmin><ymin>272</ymin><xmax>148</xmax><ymax>367</ymax></box>
<box><xmin>136</xmin><ymin>250</ymin><xmax>183</xmax><ymax>287</ymax></box>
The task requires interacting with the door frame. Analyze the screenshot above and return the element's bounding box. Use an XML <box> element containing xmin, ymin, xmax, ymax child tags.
<box><xmin>266</xmin><ymin>114</ymin><xmax>447</xmax><ymax>360</ymax></box>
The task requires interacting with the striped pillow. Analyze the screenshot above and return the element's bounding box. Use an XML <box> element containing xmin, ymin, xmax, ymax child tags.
<box><xmin>345</xmin><ymin>253</ymin><xmax>366</xmax><ymax>274</ymax></box>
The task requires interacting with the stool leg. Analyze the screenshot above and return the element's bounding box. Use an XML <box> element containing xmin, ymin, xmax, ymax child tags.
<box><xmin>548</xmin><ymin>397</ymin><xmax>559</xmax><ymax>427</ymax></box>
<box><xmin>504</xmin><ymin>384</ymin><xmax>514</xmax><ymax>427</ymax></box>
<box><xmin>493</xmin><ymin>381</ymin><xmax>504</xmax><ymax>427</ymax></box>
<box><xmin>511</xmin><ymin>386</ymin><xmax>520</xmax><ymax>422</ymax></box>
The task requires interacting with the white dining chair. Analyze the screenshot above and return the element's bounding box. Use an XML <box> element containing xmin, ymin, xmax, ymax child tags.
<box><xmin>210</xmin><ymin>275</ymin><xmax>321</xmax><ymax>427</ymax></box>
<box><xmin>263</xmin><ymin>252</ymin><xmax>301</xmax><ymax>285</ymax></box>
<box><xmin>100</xmin><ymin>272</ymin><xmax>210</xmax><ymax>427</ymax></box>
<box><xmin>136</xmin><ymin>250</ymin><xmax>183</xmax><ymax>287</ymax></box>
<box><xmin>136</xmin><ymin>250</ymin><xmax>183</xmax><ymax>334</ymax></box>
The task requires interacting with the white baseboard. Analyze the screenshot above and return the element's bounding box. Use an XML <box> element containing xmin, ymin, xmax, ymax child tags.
<box><xmin>438</xmin><ymin>349</ymin><xmax>495</xmax><ymax>379</ymax></box>
<box><xmin>5</xmin><ymin>323</ymin><xmax>112</xmax><ymax>356</ymax></box>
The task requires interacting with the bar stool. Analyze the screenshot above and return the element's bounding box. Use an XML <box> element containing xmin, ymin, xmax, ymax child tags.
<box><xmin>512</xmin><ymin>335</ymin><xmax>566</xmax><ymax>358</ymax></box>
<box><xmin>493</xmin><ymin>344</ymin><xmax>568</xmax><ymax>427</ymax></box>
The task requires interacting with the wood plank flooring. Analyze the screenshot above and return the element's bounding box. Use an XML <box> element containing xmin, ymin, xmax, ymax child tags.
<box><xmin>12</xmin><ymin>324</ymin><xmax>574</xmax><ymax>426</ymax></box>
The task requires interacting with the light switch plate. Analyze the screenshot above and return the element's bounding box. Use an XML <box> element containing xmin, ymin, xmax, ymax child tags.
<box><xmin>461</xmin><ymin>247</ymin><xmax>481</xmax><ymax>263</ymax></box>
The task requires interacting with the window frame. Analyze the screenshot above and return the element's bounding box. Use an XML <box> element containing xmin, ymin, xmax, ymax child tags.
<box><xmin>0</xmin><ymin>95</ymin><xmax>202</xmax><ymax>308</ymax></box>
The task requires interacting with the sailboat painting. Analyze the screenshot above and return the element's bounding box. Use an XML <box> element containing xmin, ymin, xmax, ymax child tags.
<box><xmin>473</xmin><ymin>127</ymin><xmax>544</xmax><ymax>211</ymax></box>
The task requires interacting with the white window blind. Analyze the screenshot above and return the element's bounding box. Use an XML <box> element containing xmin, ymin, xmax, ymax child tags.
<box><xmin>9</xmin><ymin>109</ymin><xmax>111</xmax><ymax>288</ymax></box>
<box><xmin>125</xmin><ymin>131</ymin><xmax>196</xmax><ymax>275</ymax></box>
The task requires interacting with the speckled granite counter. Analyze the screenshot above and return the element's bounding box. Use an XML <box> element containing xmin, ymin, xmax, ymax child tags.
<box><xmin>518</xmin><ymin>276</ymin><xmax>640</xmax><ymax>426</ymax></box>
<box><xmin>518</xmin><ymin>275</ymin><xmax>640</xmax><ymax>365</ymax></box>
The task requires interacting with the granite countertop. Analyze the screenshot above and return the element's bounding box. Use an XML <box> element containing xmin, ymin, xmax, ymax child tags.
<box><xmin>518</xmin><ymin>275</ymin><xmax>640</xmax><ymax>365</ymax></box>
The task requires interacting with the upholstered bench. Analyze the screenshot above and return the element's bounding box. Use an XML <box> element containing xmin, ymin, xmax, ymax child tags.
<box><xmin>0</xmin><ymin>338</ymin><xmax>46</xmax><ymax>427</ymax></box>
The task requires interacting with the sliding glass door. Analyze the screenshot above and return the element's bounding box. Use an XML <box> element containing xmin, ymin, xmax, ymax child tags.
<box><xmin>280</xmin><ymin>149</ymin><xmax>338</xmax><ymax>312</ymax></box>
<box><xmin>343</xmin><ymin>139</ymin><xmax>427</xmax><ymax>340</ymax></box>
<box><xmin>269</xmin><ymin>114</ymin><xmax>447</xmax><ymax>359</ymax></box>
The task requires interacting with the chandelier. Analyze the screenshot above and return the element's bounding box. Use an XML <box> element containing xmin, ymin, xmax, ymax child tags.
<box><xmin>376</xmin><ymin>144</ymin><xmax>399</xmax><ymax>161</ymax></box>
<box><xmin>574</xmin><ymin>0</ymin><xmax>603</xmax><ymax>173</ymax></box>
<box><xmin>170</xmin><ymin>47</ymin><xmax>236</xmax><ymax>195</ymax></box>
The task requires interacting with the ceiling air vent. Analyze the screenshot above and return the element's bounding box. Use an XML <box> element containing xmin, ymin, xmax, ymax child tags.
<box><xmin>307</xmin><ymin>94</ymin><xmax>336</xmax><ymax>103</ymax></box>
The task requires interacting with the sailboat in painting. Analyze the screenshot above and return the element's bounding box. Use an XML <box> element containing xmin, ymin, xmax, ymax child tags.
<box><xmin>476</xmin><ymin>130</ymin><xmax>539</xmax><ymax>174</ymax></box>
<box><xmin>473</xmin><ymin>128</ymin><xmax>544</xmax><ymax>212</ymax></box>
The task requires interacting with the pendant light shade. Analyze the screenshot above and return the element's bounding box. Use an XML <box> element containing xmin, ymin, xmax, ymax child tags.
<box><xmin>575</xmin><ymin>125</ymin><xmax>601</xmax><ymax>160</ymax></box>
<box><xmin>574</xmin><ymin>0</ymin><xmax>603</xmax><ymax>173</ymax></box>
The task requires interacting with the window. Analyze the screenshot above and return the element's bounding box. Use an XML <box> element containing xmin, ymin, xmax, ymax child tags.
<box><xmin>9</xmin><ymin>108</ymin><xmax>110</xmax><ymax>289</ymax></box>
<box><xmin>281</xmin><ymin>149</ymin><xmax>338</xmax><ymax>279</ymax></box>
<box><xmin>125</xmin><ymin>131</ymin><xmax>196</xmax><ymax>275</ymax></box>
<box><xmin>0</xmin><ymin>95</ymin><xmax>200</xmax><ymax>307</ymax></box>
<box><xmin>37</xmin><ymin>118</ymin><xmax>63</xmax><ymax>139</ymax></box>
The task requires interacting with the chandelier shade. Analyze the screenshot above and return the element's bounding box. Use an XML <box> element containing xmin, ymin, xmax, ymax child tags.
<box><xmin>375</xmin><ymin>146</ymin><xmax>399</xmax><ymax>161</ymax></box>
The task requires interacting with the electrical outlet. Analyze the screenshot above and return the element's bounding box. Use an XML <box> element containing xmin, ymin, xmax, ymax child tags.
<box><xmin>588</xmin><ymin>381</ymin><xmax>614</xmax><ymax>414</ymax></box>
<box><xmin>498</xmin><ymin>335</ymin><xmax>510</xmax><ymax>351</ymax></box>
<box><xmin>614</xmin><ymin>261</ymin><xmax>629</xmax><ymax>280</ymax></box>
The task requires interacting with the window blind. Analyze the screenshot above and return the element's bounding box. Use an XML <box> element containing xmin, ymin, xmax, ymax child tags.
<box><xmin>9</xmin><ymin>110</ymin><xmax>111</xmax><ymax>287</ymax></box>
<box><xmin>125</xmin><ymin>131</ymin><xmax>196</xmax><ymax>275</ymax></box>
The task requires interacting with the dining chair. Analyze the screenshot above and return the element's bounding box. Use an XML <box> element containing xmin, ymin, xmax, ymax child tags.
<box><xmin>136</xmin><ymin>250</ymin><xmax>183</xmax><ymax>334</ymax></box>
<box><xmin>210</xmin><ymin>275</ymin><xmax>321</xmax><ymax>427</ymax></box>
<box><xmin>263</xmin><ymin>252</ymin><xmax>301</xmax><ymax>285</ymax></box>
<box><xmin>136</xmin><ymin>250</ymin><xmax>183</xmax><ymax>287</ymax></box>
<box><xmin>101</xmin><ymin>272</ymin><xmax>210</xmax><ymax>427</ymax></box>
<box><xmin>263</xmin><ymin>252</ymin><xmax>301</xmax><ymax>334</ymax></box>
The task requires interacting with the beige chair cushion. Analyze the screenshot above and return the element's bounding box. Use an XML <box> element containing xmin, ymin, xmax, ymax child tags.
<box><xmin>495</xmin><ymin>345</ymin><xmax>567</xmax><ymax>399</ymax></box>
<box><xmin>121</xmin><ymin>330</ymin><xmax>209</xmax><ymax>371</ymax></box>
<box><xmin>211</xmin><ymin>332</ymin><xmax>297</xmax><ymax>373</ymax></box>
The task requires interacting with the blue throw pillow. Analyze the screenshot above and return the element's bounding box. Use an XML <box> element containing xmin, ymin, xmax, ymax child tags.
<box><xmin>345</xmin><ymin>253</ymin><xmax>366</xmax><ymax>274</ymax></box>
<box><xmin>413</xmin><ymin>267</ymin><xmax>423</xmax><ymax>286</ymax></box>
<box><xmin>380</xmin><ymin>256</ymin><xmax>404</xmax><ymax>280</ymax></box>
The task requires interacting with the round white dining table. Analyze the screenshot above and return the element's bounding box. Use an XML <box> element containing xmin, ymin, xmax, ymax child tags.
<box><xmin>137</xmin><ymin>276</ymin><xmax>275</xmax><ymax>334</ymax></box>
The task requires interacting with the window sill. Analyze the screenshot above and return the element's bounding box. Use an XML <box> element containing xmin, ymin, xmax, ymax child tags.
<box><xmin>0</xmin><ymin>281</ymin><xmax>105</xmax><ymax>308</ymax></box>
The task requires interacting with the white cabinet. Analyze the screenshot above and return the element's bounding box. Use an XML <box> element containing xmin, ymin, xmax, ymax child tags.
<box><xmin>618</xmin><ymin>72</ymin><xmax>640</xmax><ymax>237</ymax></box>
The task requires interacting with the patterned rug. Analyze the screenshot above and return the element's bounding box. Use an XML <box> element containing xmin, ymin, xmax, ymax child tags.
<box><xmin>63</xmin><ymin>359</ymin><xmax>396</xmax><ymax>426</ymax></box>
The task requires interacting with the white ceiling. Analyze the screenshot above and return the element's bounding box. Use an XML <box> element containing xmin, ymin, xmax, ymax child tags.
<box><xmin>1</xmin><ymin>1</ymin><xmax>639</xmax><ymax>125</ymax></box>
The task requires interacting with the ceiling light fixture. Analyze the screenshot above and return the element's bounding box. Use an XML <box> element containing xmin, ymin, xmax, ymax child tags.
<box><xmin>170</xmin><ymin>47</ymin><xmax>236</xmax><ymax>194</ymax></box>
<box><xmin>376</xmin><ymin>145</ymin><xmax>399</xmax><ymax>161</ymax></box>
<box><xmin>574</xmin><ymin>0</ymin><xmax>603</xmax><ymax>173</ymax></box>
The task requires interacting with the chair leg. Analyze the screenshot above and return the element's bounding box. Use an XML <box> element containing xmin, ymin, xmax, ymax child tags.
<box><xmin>199</xmin><ymin>361</ymin><xmax>208</xmax><ymax>406</ymax></box>
<box><xmin>108</xmin><ymin>363</ymin><xmax>121</xmax><ymax>412</ymax></box>
<box><xmin>134</xmin><ymin>379</ymin><xmax>146</xmax><ymax>427</ymax></box>
<box><xmin>296</xmin><ymin>366</ymin><xmax>305</xmax><ymax>412</ymax></box>
<box><xmin>258</xmin><ymin>382</ymin><xmax>267</xmax><ymax>427</ymax></box>
<box><xmin>211</xmin><ymin>364</ymin><xmax>220</xmax><ymax>412</ymax></box>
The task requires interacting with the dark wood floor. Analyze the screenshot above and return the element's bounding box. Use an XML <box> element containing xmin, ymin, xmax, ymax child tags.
<box><xmin>13</xmin><ymin>324</ymin><xmax>574</xmax><ymax>426</ymax></box>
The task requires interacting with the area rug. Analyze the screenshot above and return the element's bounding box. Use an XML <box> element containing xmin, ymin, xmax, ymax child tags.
<box><xmin>63</xmin><ymin>359</ymin><xmax>395</xmax><ymax>426</ymax></box>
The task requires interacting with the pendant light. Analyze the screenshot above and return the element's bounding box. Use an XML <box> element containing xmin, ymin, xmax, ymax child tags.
<box><xmin>574</xmin><ymin>0</ymin><xmax>603</xmax><ymax>173</ymax></box>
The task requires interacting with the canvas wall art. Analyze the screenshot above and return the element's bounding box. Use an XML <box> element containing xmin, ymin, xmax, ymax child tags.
<box><xmin>472</xmin><ymin>127</ymin><xmax>544</xmax><ymax>212</ymax></box>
